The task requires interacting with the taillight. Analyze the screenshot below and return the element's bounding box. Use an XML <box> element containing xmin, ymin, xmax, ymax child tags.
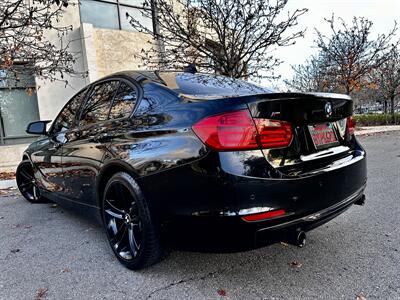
<box><xmin>241</xmin><ymin>209</ymin><xmax>286</xmax><ymax>222</ymax></box>
<box><xmin>254</xmin><ymin>119</ymin><xmax>293</xmax><ymax>149</ymax></box>
<box><xmin>192</xmin><ymin>109</ymin><xmax>293</xmax><ymax>151</ymax></box>
<box><xmin>192</xmin><ymin>110</ymin><xmax>258</xmax><ymax>150</ymax></box>
<box><xmin>347</xmin><ymin>116</ymin><xmax>355</xmax><ymax>136</ymax></box>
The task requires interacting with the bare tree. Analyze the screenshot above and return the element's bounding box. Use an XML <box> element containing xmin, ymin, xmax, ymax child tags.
<box><xmin>372</xmin><ymin>46</ymin><xmax>400</xmax><ymax>119</ymax></box>
<box><xmin>0</xmin><ymin>0</ymin><xmax>81</xmax><ymax>86</ymax></box>
<box><xmin>285</xmin><ymin>54</ymin><xmax>336</xmax><ymax>92</ymax></box>
<box><xmin>315</xmin><ymin>15</ymin><xmax>398</xmax><ymax>95</ymax></box>
<box><xmin>127</xmin><ymin>0</ymin><xmax>308</xmax><ymax>80</ymax></box>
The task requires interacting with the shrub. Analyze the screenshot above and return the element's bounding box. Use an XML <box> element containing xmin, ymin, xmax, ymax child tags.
<box><xmin>353</xmin><ymin>114</ymin><xmax>400</xmax><ymax>126</ymax></box>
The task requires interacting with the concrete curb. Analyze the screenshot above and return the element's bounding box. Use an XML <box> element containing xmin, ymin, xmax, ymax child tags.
<box><xmin>0</xmin><ymin>179</ymin><xmax>17</xmax><ymax>189</ymax></box>
<box><xmin>356</xmin><ymin>125</ymin><xmax>400</xmax><ymax>136</ymax></box>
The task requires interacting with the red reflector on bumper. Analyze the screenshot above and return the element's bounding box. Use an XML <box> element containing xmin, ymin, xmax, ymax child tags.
<box><xmin>241</xmin><ymin>209</ymin><xmax>286</xmax><ymax>222</ymax></box>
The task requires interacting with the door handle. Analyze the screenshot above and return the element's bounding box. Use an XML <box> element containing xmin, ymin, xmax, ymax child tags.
<box><xmin>49</xmin><ymin>142</ymin><xmax>62</xmax><ymax>151</ymax></box>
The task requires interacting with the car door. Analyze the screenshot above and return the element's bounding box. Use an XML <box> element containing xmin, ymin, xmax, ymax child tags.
<box><xmin>30</xmin><ymin>88</ymin><xmax>87</xmax><ymax>194</ymax></box>
<box><xmin>60</xmin><ymin>79</ymin><xmax>121</xmax><ymax>206</ymax></box>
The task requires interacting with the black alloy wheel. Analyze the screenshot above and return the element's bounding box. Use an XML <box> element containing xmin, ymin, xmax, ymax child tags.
<box><xmin>102</xmin><ymin>172</ymin><xmax>164</xmax><ymax>270</ymax></box>
<box><xmin>16</xmin><ymin>160</ymin><xmax>44</xmax><ymax>203</ymax></box>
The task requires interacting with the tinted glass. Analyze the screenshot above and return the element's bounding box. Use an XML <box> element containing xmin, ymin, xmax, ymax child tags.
<box><xmin>0</xmin><ymin>69</ymin><xmax>39</xmax><ymax>145</ymax></box>
<box><xmin>109</xmin><ymin>82</ymin><xmax>137</xmax><ymax>119</ymax></box>
<box><xmin>158</xmin><ymin>72</ymin><xmax>272</xmax><ymax>97</ymax></box>
<box><xmin>52</xmin><ymin>89</ymin><xmax>87</xmax><ymax>134</ymax></box>
<box><xmin>135</xmin><ymin>83</ymin><xmax>177</xmax><ymax>116</ymax></box>
<box><xmin>79</xmin><ymin>81</ymin><xmax>119</xmax><ymax>127</ymax></box>
<box><xmin>0</xmin><ymin>89</ymin><xmax>39</xmax><ymax>137</ymax></box>
<box><xmin>120</xmin><ymin>6</ymin><xmax>153</xmax><ymax>32</ymax></box>
<box><xmin>80</xmin><ymin>0</ymin><xmax>119</xmax><ymax>30</ymax></box>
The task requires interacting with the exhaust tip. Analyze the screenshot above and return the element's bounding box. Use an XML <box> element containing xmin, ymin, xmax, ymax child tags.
<box><xmin>284</xmin><ymin>230</ymin><xmax>306</xmax><ymax>248</ymax></box>
<box><xmin>297</xmin><ymin>231</ymin><xmax>306</xmax><ymax>248</ymax></box>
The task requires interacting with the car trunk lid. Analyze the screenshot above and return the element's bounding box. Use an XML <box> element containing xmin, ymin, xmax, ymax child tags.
<box><xmin>243</xmin><ymin>92</ymin><xmax>355</xmax><ymax>177</ymax></box>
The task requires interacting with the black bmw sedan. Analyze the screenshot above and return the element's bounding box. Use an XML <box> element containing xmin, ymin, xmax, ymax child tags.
<box><xmin>16</xmin><ymin>71</ymin><xmax>367</xmax><ymax>270</ymax></box>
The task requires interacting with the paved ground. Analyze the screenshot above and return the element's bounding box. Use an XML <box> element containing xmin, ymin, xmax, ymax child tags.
<box><xmin>0</xmin><ymin>131</ymin><xmax>399</xmax><ymax>300</ymax></box>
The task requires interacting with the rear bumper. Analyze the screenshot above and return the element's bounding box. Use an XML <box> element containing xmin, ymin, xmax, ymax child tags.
<box><xmin>164</xmin><ymin>185</ymin><xmax>365</xmax><ymax>251</ymax></box>
<box><xmin>139</xmin><ymin>139</ymin><xmax>367</xmax><ymax>248</ymax></box>
<box><xmin>255</xmin><ymin>185</ymin><xmax>365</xmax><ymax>243</ymax></box>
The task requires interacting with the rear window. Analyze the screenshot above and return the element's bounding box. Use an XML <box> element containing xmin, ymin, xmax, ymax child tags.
<box><xmin>159</xmin><ymin>72</ymin><xmax>272</xmax><ymax>97</ymax></box>
<box><xmin>109</xmin><ymin>82</ymin><xmax>137</xmax><ymax>119</ymax></box>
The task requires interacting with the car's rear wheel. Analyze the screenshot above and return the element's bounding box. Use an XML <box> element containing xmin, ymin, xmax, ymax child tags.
<box><xmin>102</xmin><ymin>172</ymin><xmax>164</xmax><ymax>270</ymax></box>
<box><xmin>16</xmin><ymin>160</ymin><xmax>45</xmax><ymax>203</ymax></box>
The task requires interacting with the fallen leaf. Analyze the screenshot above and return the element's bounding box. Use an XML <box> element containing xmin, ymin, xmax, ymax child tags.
<box><xmin>0</xmin><ymin>172</ymin><xmax>15</xmax><ymax>180</ymax></box>
<box><xmin>10</xmin><ymin>249</ymin><xmax>20</xmax><ymax>254</ymax></box>
<box><xmin>280</xmin><ymin>242</ymin><xmax>289</xmax><ymax>247</ymax></box>
<box><xmin>35</xmin><ymin>288</ymin><xmax>48</xmax><ymax>300</ymax></box>
<box><xmin>356</xmin><ymin>295</ymin><xmax>366</xmax><ymax>300</ymax></box>
<box><xmin>0</xmin><ymin>190</ymin><xmax>9</xmax><ymax>196</ymax></box>
<box><xmin>26</xmin><ymin>87</ymin><xmax>34</xmax><ymax>97</ymax></box>
<box><xmin>217</xmin><ymin>288</ymin><xmax>227</xmax><ymax>296</ymax></box>
<box><xmin>289</xmin><ymin>261</ymin><xmax>302</xmax><ymax>268</ymax></box>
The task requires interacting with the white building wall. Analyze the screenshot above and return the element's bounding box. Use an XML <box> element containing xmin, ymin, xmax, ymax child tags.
<box><xmin>80</xmin><ymin>23</ymin><xmax>101</xmax><ymax>83</ymax></box>
<box><xmin>35</xmin><ymin>4</ymin><xmax>88</xmax><ymax>122</ymax></box>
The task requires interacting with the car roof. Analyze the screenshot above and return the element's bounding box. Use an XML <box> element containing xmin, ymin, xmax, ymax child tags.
<box><xmin>105</xmin><ymin>70</ymin><xmax>182</xmax><ymax>84</ymax></box>
<box><xmin>103</xmin><ymin>70</ymin><xmax>273</xmax><ymax>98</ymax></box>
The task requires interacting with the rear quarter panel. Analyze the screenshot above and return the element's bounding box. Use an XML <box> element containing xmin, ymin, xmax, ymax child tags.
<box><xmin>101</xmin><ymin>83</ymin><xmax>249</xmax><ymax>216</ymax></box>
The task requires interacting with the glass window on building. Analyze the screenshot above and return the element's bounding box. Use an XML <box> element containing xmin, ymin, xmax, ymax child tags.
<box><xmin>80</xmin><ymin>0</ymin><xmax>153</xmax><ymax>32</ymax></box>
<box><xmin>0</xmin><ymin>70</ymin><xmax>40</xmax><ymax>145</ymax></box>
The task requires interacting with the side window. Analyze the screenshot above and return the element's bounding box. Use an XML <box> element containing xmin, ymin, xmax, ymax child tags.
<box><xmin>109</xmin><ymin>82</ymin><xmax>137</xmax><ymax>119</ymax></box>
<box><xmin>52</xmin><ymin>88</ymin><xmax>87</xmax><ymax>134</ymax></box>
<box><xmin>79</xmin><ymin>80</ymin><xmax>118</xmax><ymax>127</ymax></box>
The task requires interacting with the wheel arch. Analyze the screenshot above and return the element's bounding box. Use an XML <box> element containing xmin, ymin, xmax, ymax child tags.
<box><xmin>96</xmin><ymin>160</ymin><xmax>141</xmax><ymax>211</ymax></box>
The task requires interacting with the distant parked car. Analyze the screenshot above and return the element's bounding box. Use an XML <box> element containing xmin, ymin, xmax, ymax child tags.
<box><xmin>17</xmin><ymin>71</ymin><xmax>367</xmax><ymax>270</ymax></box>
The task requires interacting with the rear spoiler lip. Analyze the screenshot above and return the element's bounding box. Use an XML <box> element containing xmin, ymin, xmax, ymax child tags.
<box><xmin>305</xmin><ymin>92</ymin><xmax>351</xmax><ymax>100</ymax></box>
<box><xmin>256</xmin><ymin>92</ymin><xmax>351</xmax><ymax>101</ymax></box>
<box><xmin>179</xmin><ymin>92</ymin><xmax>351</xmax><ymax>102</ymax></box>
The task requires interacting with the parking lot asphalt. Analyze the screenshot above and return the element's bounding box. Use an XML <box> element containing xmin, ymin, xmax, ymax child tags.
<box><xmin>0</xmin><ymin>131</ymin><xmax>399</xmax><ymax>300</ymax></box>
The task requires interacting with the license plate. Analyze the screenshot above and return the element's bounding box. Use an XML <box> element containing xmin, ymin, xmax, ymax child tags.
<box><xmin>308</xmin><ymin>123</ymin><xmax>339</xmax><ymax>149</ymax></box>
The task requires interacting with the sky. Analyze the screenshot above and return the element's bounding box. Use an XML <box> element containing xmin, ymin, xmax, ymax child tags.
<box><xmin>266</xmin><ymin>0</ymin><xmax>400</xmax><ymax>89</ymax></box>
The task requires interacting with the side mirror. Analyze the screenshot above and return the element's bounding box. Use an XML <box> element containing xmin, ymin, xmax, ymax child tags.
<box><xmin>26</xmin><ymin>120</ymin><xmax>51</xmax><ymax>135</ymax></box>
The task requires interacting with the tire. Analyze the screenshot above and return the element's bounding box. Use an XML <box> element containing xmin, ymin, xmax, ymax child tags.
<box><xmin>102</xmin><ymin>172</ymin><xmax>165</xmax><ymax>270</ymax></box>
<box><xmin>16</xmin><ymin>160</ymin><xmax>46</xmax><ymax>203</ymax></box>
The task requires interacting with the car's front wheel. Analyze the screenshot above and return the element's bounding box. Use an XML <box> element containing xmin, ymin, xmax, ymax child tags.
<box><xmin>16</xmin><ymin>160</ymin><xmax>45</xmax><ymax>203</ymax></box>
<box><xmin>102</xmin><ymin>172</ymin><xmax>165</xmax><ymax>270</ymax></box>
